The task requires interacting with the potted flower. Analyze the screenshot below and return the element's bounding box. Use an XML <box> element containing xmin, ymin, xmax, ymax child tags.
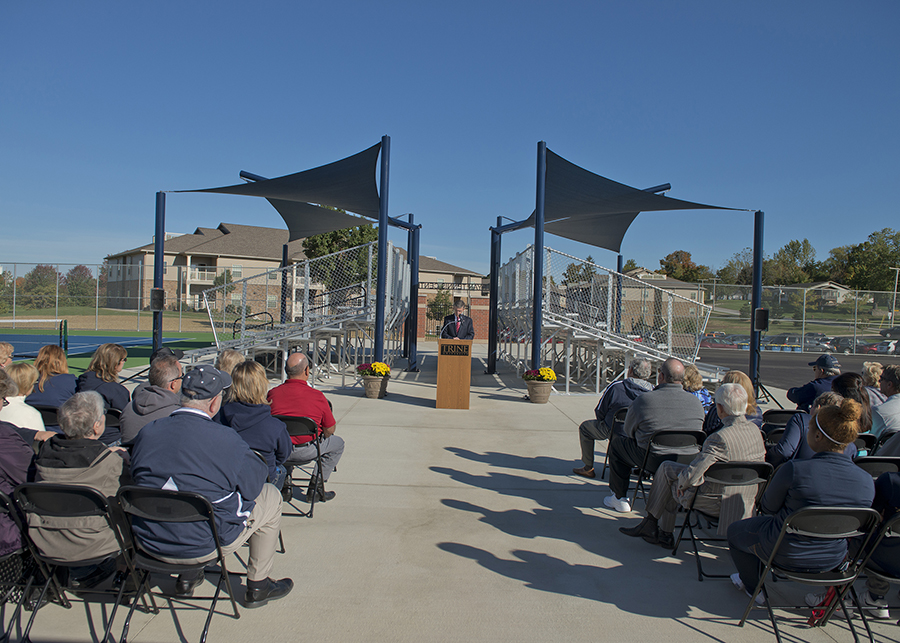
<box><xmin>522</xmin><ymin>367</ymin><xmax>556</xmax><ymax>403</ymax></box>
<box><xmin>358</xmin><ymin>362</ymin><xmax>390</xmax><ymax>398</ymax></box>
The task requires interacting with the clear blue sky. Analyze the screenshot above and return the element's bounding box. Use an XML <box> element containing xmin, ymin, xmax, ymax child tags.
<box><xmin>2</xmin><ymin>1</ymin><xmax>897</xmax><ymax>277</ymax></box>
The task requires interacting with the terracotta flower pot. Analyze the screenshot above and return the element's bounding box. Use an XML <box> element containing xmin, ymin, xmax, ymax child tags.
<box><xmin>525</xmin><ymin>380</ymin><xmax>553</xmax><ymax>404</ymax></box>
<box><xmin>362</xmin><ymin>375</ymin><xmax>388</xmax><ymax>399</ymax></box>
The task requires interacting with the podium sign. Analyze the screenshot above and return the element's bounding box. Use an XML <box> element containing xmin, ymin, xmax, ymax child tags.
<box><xmin>436</xmin><ymin>339</ymin><xmax>472</xmax><ymax>409</ymax></box>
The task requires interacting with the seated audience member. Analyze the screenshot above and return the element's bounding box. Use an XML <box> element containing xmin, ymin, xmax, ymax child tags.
<box><xmin>120</xmin><ymin>355</ymin><xmax>182</xmax><ymax>445</ymax></box>
<box><xmin>787</xmin><ymin>354</ymin><xmax>840</xmax><ymax>412</ymax></box>
<box><xmin>703</xmin><ymin>370</ymin><xmax>763</xmax><ymax>435</ymax></box>
<box><xmin>853</xmin><ymin>471</ymin><xmax>900</xmax><ymax>617</ymax></box>
<box><xmin>871</xmin><ymin>364</ymin><xmax>900</xmax><ymax>440</ymax></box>
<box><xmin>1</xmin><ymin>362</ymin><xmax>45</xmax><ymax>432</ymax></box>
<box><xmin>0</xmin><ymin>342</ymin><xmax>14</xmax><ymax>369</ymax></box>
<box><xmin>221</xmin><ymin>361</ymin><xmax>292</xmax><ymax>491</ymax></box>
<box><xmin>76</xmin><ymin>343</ymin><xmax>130</xmax><ymax>446</ymax></box>
<box><xmin>832</xmin><ymin>372</ymin><xmax>872</xmax><ymax>434</ymax></box>
<box><xmin>573</xmin><ymin>358</ymin><xmax>652</xmax><ymax>479</ymax></box>
<box><xmin>683</xmin><ymin>364</ymin><xmax>714</xmax><ymax>411</ymax></box>
<box><xmin>31</xmin><ymin>391</ymin><xmax>131</xmax><ymax>588</ymax></box>
<box><xmin>25</xmin><ymin>345</ymin><xmax>77</xmax><ymax>409</ymax></box>
<box><xmin>767</xmin><ymin>392</ymin><xmax>856</xmax><ymax>467</ymax></box>
<box><xmin>620</xmin><ymin>383</ymin><xmax>766</xmax><ymax>548</ymax></box>
<box><xmin>131</xmin><ymin>365</ymin><xmax>292</xmax><ymax>607</ymax></box>
<box><xmin>727</xmin><ymin>398</ymin><xmax>874</xmax><ymax>603</ymax></box>
<box><xmin>862</xmin><ymin>361</ymin><xmax>887</xmax><ymax>407</ymax></box>
<box><xmin>268</xmin><ymin>352</ymin><xmax>344</xmax><ymax>503</ymax></box>
<box><xmin>0</xmin><ymin>410</ymin><xmax>35</xmax><ymax>558</ymax></box>
<box><xmin>603</xmin><ymin>358</ymin><xmax>705</xmax><ymax>513</ymax></box>
<box><xmin>215</xmin><ymin>349</ymin><xmax>244</xmax><ymax>376</ymax></box>
<box><xmin>0</xmin><ymin>369</ymin><xmax>54</xmax><ymax>444</ymax></box>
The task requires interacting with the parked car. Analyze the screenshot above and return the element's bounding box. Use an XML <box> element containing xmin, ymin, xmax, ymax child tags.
<box><xmin>831</xmin><ymin>337</ymin><xmax>878</xmax><ymax>354</ymax></box>
<box><xmin>873</xmin><ymin>340</ymin><xmax>898</xmax><ymax>355</ymax></box>
<box><xmin>699</xmin><ymin>337</ymin><xmax>739</xmax><ymax>349</ymax></box>
<box><xmin>880</xmin><ymin>326</ymin><xmax>900</xmax><ymax>339</ymax></box>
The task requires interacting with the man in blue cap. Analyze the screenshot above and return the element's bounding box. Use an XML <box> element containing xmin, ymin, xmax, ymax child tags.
<box><xmin>787</xmin><ymin>354</ymin><xmax>841</xmax><ymax>412</ymax></box>
<box><xmin>131</xmin><ymin>364</ymin><xmax>292</xmax><ymax>608</ymax></box>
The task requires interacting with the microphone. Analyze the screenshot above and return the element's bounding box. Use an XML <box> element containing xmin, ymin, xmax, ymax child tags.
<box><xmin>439</xmin><ymin>318</ymin><xmax>459</xmax><ymax>339</ymax></box>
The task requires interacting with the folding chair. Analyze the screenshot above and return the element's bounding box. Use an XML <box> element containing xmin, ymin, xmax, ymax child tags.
<box><xmin>0</xmin><ymin>490</ymin><xmax>44</xmax><ymax>643</ymax></box>
<box><xmin>671</xmin><ymin>461</ymin><xmax>773</xmax><ymax>581</ymax></box>
<box><xmin>854</xmin><ymin>512</ymin><xmax>900</xmax><ymax>629</ymax></box>
<box><xmin>14</xmin><ymin>483</ymin><xmax>147</xmax><ymax>643</ymax></box>
<box><xmin>116</xmin><ymin>486</ymin><xmax>240</xmax><ymax>643</ymax></box>
<box><xmin>274</xmin><ymin>415</ymin><xmax>324</xmax><ymax>518</ymax></box>
<box><xmin>30</xmin><ymin>405</ymin><xmax>59</xmax><ymax>428</ymax></box>
<box><xmin>738</xmin><ymin>506</ymin><xmax>882</xmax><ymax>643</ymax></box>
<box><xmin>764</xmin><ymin>428</ymin><xmax>786</xmax><ymax>447</ymax></box>
<box><xmin>631</xmin><ymin>430</ymin><xmax>706</xmax><ymax>507</ymax></box>
<box><xmin>762</xmin><ymin>409</ymin><xmax>803</xmax><ymax>427</ymax></box>
<box><xmin>871</xmin><ymin>431</ymin><xmax>899</xmax><ymax>456</ymax></box>
<box><xmin>854</xmin><ymin>456</ymin><xmax>900</xmax><ymax>480</ymax></box>
<box><xmin>853</xmin><ymin>433</ymin><xmax>878</xmax><ymax>456</ymax></box>
<box><xmin>600</xmin><ymin>407</ymin><xmax>629</xmax><ymax>480</ymax></box>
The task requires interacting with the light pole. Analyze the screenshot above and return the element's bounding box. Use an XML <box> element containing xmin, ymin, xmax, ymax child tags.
<box><xmin>890</xmin><ymin>266</ymin><xmax>900</xmax><ymax>325</ymax></box>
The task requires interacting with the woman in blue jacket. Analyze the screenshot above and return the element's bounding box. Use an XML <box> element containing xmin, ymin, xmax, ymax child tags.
<box><xmin>76</xmin><ymin>343</ymin><xmax>130</xmax><ymax>446</ymax></box>
<box><xmin>221</xmin><ymin>360</ymin><xmax>292</xmax><ymax>490</ymax></box>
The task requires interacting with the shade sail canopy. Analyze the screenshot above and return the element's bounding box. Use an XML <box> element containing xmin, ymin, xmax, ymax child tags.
<box><xmin>515</xmin><ymin>149</ymin><xmax>742</xmax><ymax>253</ymax></box>
<box><xmin>178</xmin><ymin>143</ymin><xmax>382</xmax><ymax>239</ymax></box>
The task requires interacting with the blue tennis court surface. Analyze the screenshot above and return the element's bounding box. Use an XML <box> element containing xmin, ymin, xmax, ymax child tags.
<box><xmin>2</xmin><ymin>334</ymin><xmax>183</xmax><ymax>359</ymax></box>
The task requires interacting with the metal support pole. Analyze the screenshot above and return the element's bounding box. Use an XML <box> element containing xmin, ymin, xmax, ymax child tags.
<box><xmin>890</xmin><ymin>267</ymin><xmax>900</xmax><ymax>325</ymax></box>
<box><xmin>749</xmin><ymin>210</ymin><xmax>764</xmax><ymax>397</ymax></box>
<box><xmin>487</xmin><ymin>218</ymin><xmax>502</xmax><ymax>374</ymax></box>
<box><xmin>374</xmin><ymin>135</ymin><xmax>390</xmax><ymax>362</ymax></box>
<box><xmin>280</xmin><ymin>244</ymin><xmax>289</xmax><ymax>324</ymax></box>
<box><xmin>616</xmin><ymin>254</ymin><xmax>623</xmax><ymax>333</ymax></box>
<box><xmin>531</xmin><ymin>141</ymin><xmax>547</xmax><ymax>370</ymax></box>
<box><xmin>152</xmin><ymin>192</ymin><xmax>166</xmax><ymax>353</ymax></box>
<box><xmin>407</xmin><ymin>218</ymin><xmax>421</xmax><ymax>371</ymax></box>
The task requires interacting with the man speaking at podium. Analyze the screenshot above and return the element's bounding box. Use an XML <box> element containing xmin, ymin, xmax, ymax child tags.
<box><xmin>441</xmin><ymin>300</ymin><xmax>475</xmax><ymax>340</ymax></box>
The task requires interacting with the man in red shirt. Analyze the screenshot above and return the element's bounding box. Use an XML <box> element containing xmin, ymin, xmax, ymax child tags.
<box><xmin>267</xmin><ymin>352</ymin><xmax>344</xmax><ymax>502</ymax></box>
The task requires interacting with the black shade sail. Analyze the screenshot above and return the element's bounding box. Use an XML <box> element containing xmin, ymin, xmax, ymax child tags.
<box><xmin>516</xmin><ymin>149</ymin><xmax>742</xmax><ymax>253</ymax></box>
<box><xmin>178</xmin><ymin>143</ymin><xmax>382</xmax><ymax>239</ymax></box>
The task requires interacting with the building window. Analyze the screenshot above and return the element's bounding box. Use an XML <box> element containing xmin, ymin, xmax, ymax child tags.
<box><xmin>269</xmin><ymin>270</ymin><xmax>279</xmax><ymax>280</ymax></box>
<box><xmin>232</xmin><ymin>265</ymin><xmax>242</xmax><ymax>279</ymax></box>
<box><xmin>267</xmin><ymin>295</ymin><xmax>277</xmax><ymax>308</ymax></box>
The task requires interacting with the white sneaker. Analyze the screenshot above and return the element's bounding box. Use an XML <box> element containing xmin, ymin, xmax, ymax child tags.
<box><xmin>860</xmin><ymin>591</ymin><xmax>890</xmax><ymax>619</ymax></box>
<box><xmin>603</xmin><ymin>494</ymin><xmax>631</xmax><ymax>513</ymax></box>
<box><xmin>805</xmin><ymin>591</ymin><xmax>828</xmax><ymax>608</ymax></box>
<box><xmin>732</xmin><ymin>573</ymin><xmax>765</xmax><ymax>606</ymax></box>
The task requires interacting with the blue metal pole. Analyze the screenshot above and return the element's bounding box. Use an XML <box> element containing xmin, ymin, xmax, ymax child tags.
<box><xmin>616</xmin><ymin>254</ymin><xmax>624</xmax><ymax>334</ymax></box>
<box><xmin>487</xmin><ymin>217</ymin><xmax>502</xmax><ymax>374</ymax></box>
<box><xmin>374</xmin><ymin>135</ymin><xmax>390</xmax><ymax>362</ymax></box>
<box><xmin>280</xmin><ymin>244</ymin><xmax>289</xmax><ymax>324</ymax></box>
<box><xmin>749</xmin><ymin>210</ymin><xmax>765</xmax><ymax>397</ymax></box>
<box><xmin>152</xmin><ymin>192</ymin><xmax>165</xmax><ymax>353</ymax></box>
<box><xmin>532</xmin><ymin>141</ymin><xmax>547</xmax><ymax>370</ymax></box>
<box><xmin>407</xmin><ymin>218</ymin><xmax>420</xmax><ymax>371</ymax></box>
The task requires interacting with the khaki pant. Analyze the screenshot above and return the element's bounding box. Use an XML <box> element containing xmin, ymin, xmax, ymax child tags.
<box><xmin>155</xmin><ymin>484</ymin><xmax>282</xmax><ymax>582</ymax></box>
<box><xmin>645</xmin><ymin>461</ymin><xmax>720</xmax><ymax>533</ymax></box>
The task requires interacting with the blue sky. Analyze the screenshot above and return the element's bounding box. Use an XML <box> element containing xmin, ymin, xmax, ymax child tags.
<box><xmin>2</xmin><ymin>1</ymin><xmax>898</xmax><ymax>276</ymax></box>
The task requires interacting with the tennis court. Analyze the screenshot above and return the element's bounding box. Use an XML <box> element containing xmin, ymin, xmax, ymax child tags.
<box><xmin>1</xmin><ymin>332</ymin><xmax>184</xmax><ymax>359</ymax></box>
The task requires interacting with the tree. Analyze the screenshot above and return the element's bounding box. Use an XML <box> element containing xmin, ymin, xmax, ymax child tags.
<box><xmin>19</xmin><ymin>264</ymin><xmax>61</xmax><ymax>310</ymax></box>
<box><xmin>659</xmin><ymin>250</ymin><xmax>713</xmax><ymax>282</ymax></box>
<box><xmin>562</xmin><ymin>255</ymin><xmax>597</xmax><ymax>285</ymax></box>
<box><xmin>64</xmin><ymin>265</ymin><xmax>96</xmax><ymax>307</ymax></box>
<box><xmin>769</xmin><ymin>239</ymin><xmax>816</xmax><ymax>285</ymax></box>
<box><xmin>717</xmin><ymin>248</ymin><xmax>755</xmax><ymax>286</ymax></box>
<box><xmin>622</xmin><ymin>258</ymin><xmax>639</xmax><ymax>272</ymax></box>
<box><xmin>302</xmin><ymin>223</ymin><xmax>378</xmax><ymax>259</ymax></box>
<box><xmin>426</xmin><ymin>287</ymin><xmax>453</xmax><ymax>324</ymax></box>
<box><xmin>0</xmin><ymin>270</ymin><xmax>13</xmax><ymax>314</ymax></box>
<box><xmin>303</xmin><ymin>223</ymin><xmax>379</xmax><ymax>306</ymax></box>
<box><xmin>212</xmin><ymin>269</ymin><xmax>235</xmax><ymax>312</ymax></box>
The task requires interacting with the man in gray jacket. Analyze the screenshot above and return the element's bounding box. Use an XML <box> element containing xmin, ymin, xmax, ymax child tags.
<box><xmin>121</xmin><ymin>355</ymin><xmax>182</xmax><ymax>444</ymax></box>
<box><xmin>603</xmin><ymin>358</ymin><xmax>705</xmax><ymax>513</ymax></box>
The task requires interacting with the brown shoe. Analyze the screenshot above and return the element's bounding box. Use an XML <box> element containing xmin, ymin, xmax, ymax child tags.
<box><xmin>573</xmin><ymin>467</ymin><xmax>596</xmax><ymax>479</ymax></box>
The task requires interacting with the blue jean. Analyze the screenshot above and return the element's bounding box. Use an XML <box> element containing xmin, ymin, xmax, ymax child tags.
<box><xmin>285</xmin><ymin>434</ymin><xmax>345</xmax><ymax>481</ymax></box>
<box><xmin>727</xmin><ymin>516</ymin><xmax>769</xmax><ymax>591</ymax></box>
<box><xmin>270</xmin><ymin>464</ymin><xmax>288</xmax><ymax>490</ymax></box>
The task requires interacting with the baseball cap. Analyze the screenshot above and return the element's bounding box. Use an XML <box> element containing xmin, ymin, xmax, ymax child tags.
<box><xmin>181</xmin><ymin>365</ymin><xmax>231</xmax><ymax>399</ymax></box>
<box><xmin>808</xmin><ymin>354</ymin><xmax>840</xmax><ymax>369</ymax></box>
<box><xmin>150</xmin><ymin>346</ymin><xmax>185</xmax><ymax>361</ymax></box>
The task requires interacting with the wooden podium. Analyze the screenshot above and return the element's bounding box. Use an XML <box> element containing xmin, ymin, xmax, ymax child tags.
<box><xmin>436</xmin><ymin>339</ymin><xmax>472</xmax><ymax>409</ymax></box>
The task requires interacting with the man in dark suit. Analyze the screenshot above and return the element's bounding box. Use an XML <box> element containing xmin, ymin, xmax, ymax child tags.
<box><xmin>441</xmin><ymin>300</ymin><xmax>475</xmax><ymax>340</ymax></box>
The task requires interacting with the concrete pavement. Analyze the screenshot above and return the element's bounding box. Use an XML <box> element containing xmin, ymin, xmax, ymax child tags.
<box><xmin>21</xmin><ymin>342</ymin><xmax>897</xmax><ymax>642</ymax></box>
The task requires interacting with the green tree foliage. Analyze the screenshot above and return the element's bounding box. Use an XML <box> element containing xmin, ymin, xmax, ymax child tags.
<box><xmin>0</xmin><ymin>271</ymin><xmax>13</xmax><ymax>313</ymax></box>
<box><xmin>562</xmin><ymin>255</ymin><xmax>597</xmax><ymax>284</ymax></box>
<box><xmin>769</xmin><ymin>239</ymin><xmax>816</xmax><ymax>285</ymax></box>
<box><xmin>426</xmin><ymin>287</ymin><xmax>453</xmax><ymax>322</ymax></box>
<box><xmin>302</xmin><ymin>223</ymin><xmax>378</xmax><ymax>260</ymax></box>
<box><xmin>659</xmin><ymin>250</ymin><xmax>714</xmax><ymax>282</ymax></box>
<box><xmin>20</xmin><ymin>264</ymin><xmax>61</xmax><ymax>309</ymax></box>
<box><xmin>622</xmin><ymin>258</ymin><xmax>639</xmax><ymax>272</ymax></box>
<box><xmin>64</xmin><ymin>265</ymin><xmax>96</xmax><ymax>307</ymax></box>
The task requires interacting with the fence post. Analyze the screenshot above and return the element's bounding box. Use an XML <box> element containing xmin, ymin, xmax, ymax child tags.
<box><xmin>12</xmin><ymin>264</ymin><xmax>16</xmax><ymax>327</ymax></box>
<box><xmin>55</xmin><ymin>264</ymin><xmax>60</xmax><ymax>321</ymax></box>
<box><xmin>304</xmin><ymin>260</ymin><xmax>310</xmax><ymax>323</ymax></box>
<box><xmin>178</xmin><ymin>267</ymin><xmax>183</xmax><ymax>332</ymax></box>
<box><xmin>95</xmin><ymin>265</ymin><xmax>100</xmax><ymax>330</ymax></box>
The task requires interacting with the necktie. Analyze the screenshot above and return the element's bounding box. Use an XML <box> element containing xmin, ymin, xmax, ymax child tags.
<box><xmin>456</xmin><ymin>317</ymin><xmax>460</xmax><ymax>334</ymax></box>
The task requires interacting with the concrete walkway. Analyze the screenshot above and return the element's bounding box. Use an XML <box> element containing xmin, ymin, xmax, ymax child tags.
<box><xmin>23</xmin><ymin>343</ymin><xmax>897</xmax><ymax>642</ymax></box>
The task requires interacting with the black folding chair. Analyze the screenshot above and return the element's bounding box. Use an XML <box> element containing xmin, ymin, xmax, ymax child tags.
<box><xmin>30</xmin><ymin>405</ymin><xmax>59</xmax><ymax>428</ymax></box>
<box><xmin>738</xmin><ymin>506</ymin><xmax>882</xmax><ymax>643</ymax></box>
<box><xmin>671</xmin><ymin>461</ymin><xmax>773</xmax><ymax>581</ymax></box>
<box><xmin>105</xmin><ymin>407</ymin><xmax>122</xmax><ymax>428</ymax></box>
<box><xmin>600</xmin><ymin>407</ymin><xmax>629</xmax><ymax>480</ymax></box>
<box><xmin>631</xmin><ymin>430</ymin><xmax>706</xmax><ymax>507</ymax></box>
<box><xmin>853</xmin><ymin>433</ymin><xmax>878</xmax><ymax>455</ymax></box>
<box><xmin>14</xmin><ymin>483</ymin><xmax>148</xmax><ymax>643</ymax></box>
<box><xmin>116</xmin><ymin>486</ymin><xmax>240</xmax><ymax>643</ymax></box>
<box><xmin>870</xmin><ymin>431</ymin><xmax>899</xmax><ymax>456</ymax></box>
<box><xmin>764</xmin><ymin>428</ymin><xmax>786</xmax><ymax>447</ymax></box>
<box><xmin>855</xmin><ymin>512</ymin><xmax>900</xmax><ymax>629</ymax></box>
<box><xmin>762</xmin><ymin>409</ymin><xmax>803</xmax><ymax>427</ymax></box>
<box><xmin>274</xmin><ymin>415</ymin><xmax>324</xmax><ymax>518</ymax></box>
<box><xmin>854</xmin><ymin>456</ymin><xmax>900</xmax><ymax>480</ymax></box>
<box><xmin>0</xmin><ymin>490</ymin><xmax>44</xmax><ymax>643</ymax></box>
